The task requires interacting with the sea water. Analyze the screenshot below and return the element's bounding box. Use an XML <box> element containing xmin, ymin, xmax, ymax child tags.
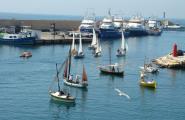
<box><xmin>0</xmin><ymin>31</ymin><xmax>185</xmax><ymax>120</ymax></box>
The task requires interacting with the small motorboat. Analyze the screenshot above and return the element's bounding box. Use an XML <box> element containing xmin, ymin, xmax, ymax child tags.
<box><xmin>20</xmin><ymin>51</ymin><xmax>32</xmax><ymax>58</ymax></box>
<box><xmin>139</xmin><ymin>79</ymin><xmax>157</xmax><ymax>88</ymax></box>
<box><xmin>139</xmin><ymin>71</ymin><xmax>157</xmax><ymax>88</ymax></box>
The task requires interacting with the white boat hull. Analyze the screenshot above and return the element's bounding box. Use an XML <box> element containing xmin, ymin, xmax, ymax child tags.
<box><xmin>64</xmin><ymin>78</ymin><xmax>88</xmax><ymax>88</ymax></box>
<box><xmin>50</xmin><ymin>91</ymin><xmax>75</xmax><ymax>103</ymax></box>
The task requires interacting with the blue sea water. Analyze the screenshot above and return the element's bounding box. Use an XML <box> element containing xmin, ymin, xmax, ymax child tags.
<box><xmin>0</xmin><ymin>31</ymin><xmax>185</xmax><ymax>120</ymax></box>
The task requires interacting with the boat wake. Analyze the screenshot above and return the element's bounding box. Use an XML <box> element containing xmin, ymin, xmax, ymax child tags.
<box><xmin>115</xmin><ymin>88</ymin><xmax>131</xmax><ymax>99</ymax></box>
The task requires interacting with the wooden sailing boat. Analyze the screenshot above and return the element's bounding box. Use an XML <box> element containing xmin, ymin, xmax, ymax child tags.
<box><xmin>64</xmin><ymin>47</ymin><xmax>88</xmax><ymax>88</ymax></box>
<box><xmin>139</xmin><ymin>71</ymin><xmax>157</xmax><ymax>88</ymax></box>
<box><xmin>94</xmin><ymin>36</ymin><xmax>102</xmax><ymax>57</ymax></box>
<box><xmin>49</xmin><ymin>63</ymin><xmax>75</xmax><ymax>103</ymax></box>
<box><xmin>71</xmin><ymin>32</ymin><xmax>77</xmax><ymax>55</ymax></box>
<box><xmin>116</xmin><ymin>30</ymin><xmax>127</xmax><ymax>57</ymax></box>
<box><xmin>74</xmin><ymin>33</ymin><xmax>85</xmax><ymax>59</ymax></box>
<box><xmin>88</xmin><ymin>28</ymin><xmax>97</xmax><ymax>50</ymax></box>
<box><xmin>98</xmin><ymin>47</ymin><xmax>124</xmax><ymax>76</ymax></box>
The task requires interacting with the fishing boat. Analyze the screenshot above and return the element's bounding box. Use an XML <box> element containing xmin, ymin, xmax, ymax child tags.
<box><xmin>126</xmin><ymin>16</ymin><xmax>148</xmax><ymax>37</ymax></box>
<box><xmin>99</xmin><ymin>10</ymin><xmax>121</xmax><ymax>39</ymax></box>
<box><xmin>49</xmin><ymin>63</ymin><xmax>75</xmax><ymax>103</ymax></box>
<box><xmin>20</xmin><ymin>51</ymin><xmax>32</xmax><ymax>58</ymax></box>
<box><xmin>88</xmin><ymin>28</ymin><xmax>97</xmax><ymax>50</ymax></box>
<box><xmin>0</xmin><ymin>33</ymin><xmax>36</xmax><ymax>45</ymax></box>
<box><xmin>74</xmin><ymin>33</ymin><xmax>85</xmax><ymax>59</ymax></box>
<box><xmin>71</xmin><ymin>32</ymin><xmax>77</xmax><ymax>55</ymax></box>
<box><xmin>63</xmin><ymin>48</ymin><xmax>88</xmax><ymax>88</ymax></box>
<box><xmin>116</xmin><ymin>30</ymin><xmax>128</xmax><ymax>57</ymax></box>
<box><xmin>139</xmin><ymin>71</ymin><xmax>157</xmax><ymax>88</ymax></box>
<box><xmin>79</xmin><ymin>10</ymin><xmax>96</xmax><ymax>35</ymax></box>
<box><xmin>94</xmin><ymin>36</ymin><xmax>102</xmax><ymax>57</ymax></box>
<box><xmin>98</xmin><ymin>47</ymin><xmax>124</xmax><ymax>76</ymax></box>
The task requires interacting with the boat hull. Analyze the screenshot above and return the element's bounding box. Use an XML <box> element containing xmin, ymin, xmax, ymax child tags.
<box><xmin>0</xmin><ymin>37</ymin><xmax>36</xmax><ymax>45</ymax></box>
<box><xmin>99</xmin><ymin>29</ymin><xmax>121</xmax><ymax>39</ymax></box>
<box><xmin>63</xmin><ymin>78</ymin><xmax>88</xmax><ymax>88</ymax></box>
<box><xmin>127</xmin><ymin>29</ymin><xmax>148</xmax><ymax>37</ymax></box>
<box><xmin>74</xmin><ymin>54</ymin><xmax>85</xmax><ymax>59</ymax></box>
<box><xmin>50</xmin><ymin>92</ymin><xmax>75</xmax><ymax>103</ymax></box>
<box><xmin>99</xmin><ymin>67</ymin><xmax>124</xmax><ymax>76</ymax></box>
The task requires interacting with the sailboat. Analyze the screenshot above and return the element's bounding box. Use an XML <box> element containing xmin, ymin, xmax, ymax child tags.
<box><xmin>74</xmin><ymin>33</ymin><xmax>85</xmax><ymax>59</ymax></box>
<box><xmin>71</xmin><ymin>32</ymin><xmax>77</xmax><ymax>55</ymax></box>
<box><xmin>88</xmin><ymin>28</ymin><xmax>97</xmax><ymax>50</ymax></box>
<box><xmin>139</xmin><ymin>71</ymin><xmax>157</xmax><ymax>88</ymax></box>
<box><xmin>63</xmin><ymin>47</ymin><xmax>88</xmax><ymax>88</ymax></box>
<box><xmin>116</xmin><ymin>30</ymin><xmax>127</xmax><ymax>57</ymax></box>
<box><xmin>94</xmin><ymin>36</ymin><xmax>102</xmax><ymax>57</ymax></box>
<box><xmin>49</xmin><ymin>63</ymin><xmax>75</xmax><ymax>103</ymax></box>
<box><xmin>98</xmin><ymin>47</ymin><xmax>124</xmax><ymax>76</ymax></box>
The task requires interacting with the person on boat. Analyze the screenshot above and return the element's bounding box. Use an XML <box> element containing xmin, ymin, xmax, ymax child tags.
<box><xmin>112</xmin><ymin>66</ymin><xmax>115</xmax><ymax>72</ymax></box>
<box><xmin>69</xmin><ymin>75</ymin><xmax>73</xmax><ymax>81</ymax></box>
<box><xmin>59</xmin><ymin>90</ymin><xmax>64</xmax><ymax>95</ymax></box>
<box><xmin>117</xmin><ymin>49</ymin><xmax>120</xmax><ymax>54</ymax></box>
<box><xmin>75</xmin><ymin>75</ymin><xmax>80</xmax><ymax>83</ymax></box>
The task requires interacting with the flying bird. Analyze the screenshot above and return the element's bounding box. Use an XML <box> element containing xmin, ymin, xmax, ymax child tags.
<box><xmin>115</xmin><ymin>88</ymin><xmax>131</xmax><ymax>99</ymax></box>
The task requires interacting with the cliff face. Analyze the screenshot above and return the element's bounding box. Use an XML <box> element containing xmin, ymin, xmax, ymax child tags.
<box><xmin>0</xmin><ymin>19</ymin><xmax>81</xmax><ymax>31</ymax></box>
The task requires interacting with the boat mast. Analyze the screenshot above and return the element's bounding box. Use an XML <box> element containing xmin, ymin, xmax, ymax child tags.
<box><xmin>56</xmin><ymin>63</ymin><xmax>60</xmax><ymax>92</ymax></box>
<box><xmin>109</xmin><ymin>47</ymin><xmax>111</xmax><ymax>65</ymax></box>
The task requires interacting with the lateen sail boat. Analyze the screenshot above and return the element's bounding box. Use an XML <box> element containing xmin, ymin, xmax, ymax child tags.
<box><xmin>116</xmin><ymin>30</ymin><xmax>128</xmax><ymax>57</ymax></box>
<box><xmin>88</xmin><ymin>28</ymin><xmax>97</xmax><ymax>49</ymax></box>
<box><xmin>74</xmin><ymin>33</ymin><xmax>85</xmax><ymax>59</ymax></box>
<box><xmin>94</xmin><ymin>36</ymin><xmax>102</xmax><ymax>57</ymax></box>
<box><xmin>98</xmin><ymin>47</ymin><xmax>124</xmax><ymax>76</ymax></box>
<box><xmin>64</xmin><ymin>47</ymin><xmax>88</xmax><ymax>88</ymax></box>
<box><xmin>71</xmin><ymin>32</ymin><xmax>77</xmax><ymax>55</ymax></box>
<box><xmin>49</xmin><ymin>63</ymin><xmax>75</xmax><ymax>103</ymax></box>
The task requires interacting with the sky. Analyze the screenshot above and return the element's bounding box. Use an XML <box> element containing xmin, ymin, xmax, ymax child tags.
<box><xmin>0</xmin><ymin>0</ymin><xmax>184</xmax><ymax>19</ymax></box>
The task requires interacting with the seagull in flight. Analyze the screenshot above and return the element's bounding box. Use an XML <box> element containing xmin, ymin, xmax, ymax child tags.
<box><xmin>115</xmin><ymin>88</ymin><xmax>131</xmax><ymax>99</ymax></box>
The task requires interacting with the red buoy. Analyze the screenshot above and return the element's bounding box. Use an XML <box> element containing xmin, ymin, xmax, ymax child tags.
<box><xmin>173</xmin><ymin>43</ymin><xmax>177</xmax><ymax>57</ymax></box>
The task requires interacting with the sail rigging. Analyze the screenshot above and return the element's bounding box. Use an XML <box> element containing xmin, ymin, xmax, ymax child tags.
<box><xmin>56</xmin><ymin>63</ymin><xmax>60</xmax><ymax>92</ymax></box>
<box><xmin>68</xmin><ymin>47</ymin><xmax>72</xmax><ymax>79</ymax></box>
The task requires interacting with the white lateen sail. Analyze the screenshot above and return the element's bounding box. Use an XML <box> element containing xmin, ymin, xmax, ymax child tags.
<box><xmin>71</xmin><ymin>32</ymin><xmax>76</xmax><ymax>52</ymax></box>
<box><xmin>91</xmin><ymin>28</ymin><xmax>97</xmax><ymax>47</ymax></box>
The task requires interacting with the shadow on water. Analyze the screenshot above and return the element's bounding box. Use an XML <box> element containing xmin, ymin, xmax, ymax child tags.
<box><xmin>49</xmin><ymin>99</ymin><xmax>76</xmax><ymax>120</ymax></box>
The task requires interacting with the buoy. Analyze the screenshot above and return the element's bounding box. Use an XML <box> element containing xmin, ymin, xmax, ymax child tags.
<box><xmin>173</xmin><ymin>43</ymin><xmax>177</xmax><ymax>57</ymax></box>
